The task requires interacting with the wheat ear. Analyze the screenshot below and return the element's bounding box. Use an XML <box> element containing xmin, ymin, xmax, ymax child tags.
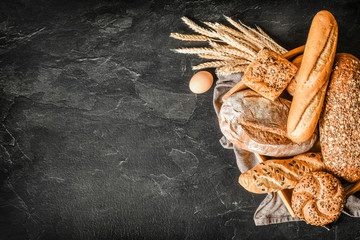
<box><xmin>217</xmin><ymin>65</ymin><xmax>248</xmax><ymax>75</ymax></box>
<box><xmin>197</xmin><ymin>54</ymin><xmax>234</xmax><ymax>61</ymax></box>
<box><xmin>192</xmin><ymin>61</ymin><xmax>228</xmax><ymax>70</ymax></box>
<box><xmin>170</xmin><ymin>33</ymin><xmax>213</xmax><ymax>41</ymax></box>
<box><xmin>255</xmin><ymin>25</ymin><xmax>287</xmax><ymax>54</ymax></box>
<box><xmin>224</xmin><ymin>15</ymin><xmax>267</xmax><ymax>50</ymax></box>
<box><xmin>216</xmin><ymin>30</ymin><xmax>257</xmax><ymax>57</ymax></box>
<box><xmin>215</xmin><ymin>45</ymin><xmax>255</xmax><ymax>60</ymax></box>
<box><xmin>173</xmin><ymin>47</ymin><xmax>224</xmax><ymax>56</ymax></box>
<box><xmin>181</xmin><ymin>17</ymin><xmax>218</xmax><ymax>38</ymax></box>
<box><xmin>237</xmin><ymin>21</ymin><xmax>279</xmax><ymax>53</ymax></box>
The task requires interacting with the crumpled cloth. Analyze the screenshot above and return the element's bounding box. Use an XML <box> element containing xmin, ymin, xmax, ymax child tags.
<box><xmin>213</xmin><ymin>72</ymin><xmax>360</xmax><ymax>228</ymax></box>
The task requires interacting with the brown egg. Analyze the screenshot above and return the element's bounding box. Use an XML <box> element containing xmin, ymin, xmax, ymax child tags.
<box><xmin>189</xmin><ymin>71</ymin><xmax>213</xmax><ymax>94</ymax></box>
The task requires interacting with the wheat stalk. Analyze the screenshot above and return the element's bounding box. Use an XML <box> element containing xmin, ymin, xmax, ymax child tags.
<box><xmin>255</xmin><ymin>25</ymin><xmax>287</xmax><ymax>54</ymax></box>
<box><xmin>224</xmin><ymin>16</ymin><xmax>267</xmax><ymax>50</ymax></box>
<box><xmin>197</xmin><ymin>54</ymin><xmax>234</xmax><ymax>61</ymax></box>
<box><xmin>171</xmin><ymin>16</ymin><xmax>287</xmax><ymax>75</ymax></box>
<box><xmin>181</xmin><ymin>17</ymin><xmax>218</xmax><ymax>38</ymax></box>
<box><xmin>192</xmin><ymin>61</ymin><xmax>228</xmax><ymax>70</ymax></box>
<box><xmin>170</xmin><ymin>33</ymin><xmax>212</xmax><ymax>41</ymax></box>
<box><xmin>217</xmin><ymin>65</ymin><xmax>248</xmax><ymax>75</ymax></box>
<box><xmin>216</xmin><ymin>30</ymin><xmax>257</xmax><ymax>57</ymax></box>
<box><xmin>174</xmin><ymin>47</ymin><xmax>224</xmax><ymax>56</ymax></box>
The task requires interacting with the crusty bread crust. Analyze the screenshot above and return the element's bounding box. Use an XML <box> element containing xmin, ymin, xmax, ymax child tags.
<box><xmin>320</xmin><ymin>53</ymin><xmax>360</xmax><ymax>182</ymax></box>
<box><xmin>287</xmin><ymin>10</ymin><xmax>338</xmax><ymax>143</ymax></box>
<box><xmin>241</xmin><ymin>48</ymin><xmax>297</xmax><ymax>101</ymax></box>
<box><xmin>238</xmin><ymin>152</ymin><xmax>324</xmax><ymax>194</ymax></box>
<box><xmin>286</xmin><ymin>54</ymin><xmax>303</xmax><ymax>96</ymax></box>
<box><xmin>292</xmin><ymin>172</ymin><xmax>345</xmax><ymax>226</ymax></box>
<box><xmin>219</xmin><ymin>90</ymin><xmax>317</xmax><ymax>157</ymax></box>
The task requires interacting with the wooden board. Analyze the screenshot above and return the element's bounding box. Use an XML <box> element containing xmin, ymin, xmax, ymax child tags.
<box><xmin>254</xmin><ymin>153</ymin><xmax>296</xmax><ymax>218</ymax></box>
<box><xmin>346</xmin><ymin>181</ymin><xmax>360</xmax><ymax>197</ymax></box>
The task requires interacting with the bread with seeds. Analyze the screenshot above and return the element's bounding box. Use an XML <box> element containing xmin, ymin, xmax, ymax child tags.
<box><xmin>238</xmin><ymin>152</ymin><xmax>325</xmax><ymax>194</ymax></box>
<box><xmin>241</xmin><ymin>47</ymin><xmax>298</xmax><ymax>101</ymax></box>
<box><xmin>291</xmin><ymin>171</ymin><xmax>345</xmax><ymax>226</ymax></box>
<box><xmin>320</xmin><ymin>53</ymin><xmax>360</xmax><ymax>182</ymax></box>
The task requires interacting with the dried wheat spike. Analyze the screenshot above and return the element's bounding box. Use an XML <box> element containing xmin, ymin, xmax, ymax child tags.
<box><xmin>173</xmin><ymin>47</ymin><xmax>224</xmax><ymax>56</ymax></box>
<box><xmin>215</xmin><ymin>46</ymin><xmax>254</xmax><ymax>60</ymax></box>
<box><xmin>216</xmin><ymin>30</ymin><xmax>257</xmax><ymax>57</ymax></box>
<box><xmin>217</xmin><ymin>65</ymin><xmax>248</xmax><ymax>75</ymax></box>
<box><xmin>197</xmin><ymin>54</ymin><xmax>234</xmax><ymax>61</ymax></box>
<box><xmin>224</xmin><ymin>15</ymin><xmax>267</xmax><ymax>50</ymax></box>
<box><xmin>241</xmin><ymin>21</ymin><xmax>285</xmax><ymax>54</ymax></box>
<box><xmin>170</xmin><ymin>33</ymin><xmax>212</xmax><ymax>41</ymax></box>
<box><xmin>192</xmin><ymin>61</ymin><xmax>228</xmax><ymax>70</ymax></box>
<box><xmin>181</xmin><ymin>17</ymin><xmax>218</xmax><ymax>38</ymax></box>
<box><xmin>255</xmin><ymin>25</ymin><xmax>287</xmax><ymax>54</ymax></box>
<box><xmin>171</xmin><ymin>16</ymin><xmax>287</xmax><ymax>75</ymax></box>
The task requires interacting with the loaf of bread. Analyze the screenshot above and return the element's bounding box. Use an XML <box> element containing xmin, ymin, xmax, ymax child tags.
<box><xmin>238</xmin><ymin>152</ymin><xmax>324</xmax><ymax>194</ymax></box>
<box><xmin>320</xmin><ymin>53</ymin><xmax>360</xmax><ymax>182</ymax></box>
<box><xmin>219</xmin><ymin>89</ymin><xmax>317</xmax><ymax>157</ymax></box>
<box><xmin>241</xmin><ymin>48</ymin><xmax>298</xmax><ymax>101</ymax></box>
<box><xmin>292</xmin><ymin>172</ymin><xmax>346</xmax><ymax>226</ymax></box>
<box><xmin>286</xmin><ymin>54</ymin><xmax>303</xmax><ymax>96</ymax></box>
<box><xmin>287</xmin><ymin>10</ymin><xmax>338</xmax><ymax>143</ymax></box>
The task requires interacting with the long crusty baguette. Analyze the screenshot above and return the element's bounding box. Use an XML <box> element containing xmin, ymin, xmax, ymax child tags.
<box><xmin>287</xmin><ymin>11</ymin><xmax>338</xmax><ymax>143</ymax></box>
<box><xmin>238</xmin><ymin>152</ymin><xmax>325</xmax><ymax>194</ymax></box>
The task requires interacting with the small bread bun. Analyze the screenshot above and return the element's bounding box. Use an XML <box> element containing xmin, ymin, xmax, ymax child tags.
<box><xmin>291</xmin><ymin>172</ymin><xmax>346</xmax><ymax>226</ymax></box>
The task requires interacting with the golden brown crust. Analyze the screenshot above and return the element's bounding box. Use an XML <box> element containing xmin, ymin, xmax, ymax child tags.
<box><xmin>287</xmin><ymin>11</ymin><xmax>338</xmax><ymax>143</ymax></box>
<box><xmin>282</xmin><ymin>45</ymin><xmax>305</xmax><ymax>61</ymax></box>
<box><xmin>291</xmin><ymin>172</ymin><xmax>346</xmax><ymax>226</ymax></box>
<box><xmin>238</xmin><ymin>152</ymin><xmax>325</xmax><ymax>194</ymax></box>
<box><xmin>320</xmin><ymin>53</ymin><xmax>360</xmax><ymax>182</ymax></box>
<box><xmin>241</xmin><ymin>48</ymin><xmax>297</xmax><ymax>101</ymax></box>
<box><xmin>219</xmin><ymin>90</ymin><xmax>317</xmax><ymax>157</ymax></box>
<box><xmin>286</xmin><ymin>54</ymin><xmax>303</xmax><ymax>96</ymax></box>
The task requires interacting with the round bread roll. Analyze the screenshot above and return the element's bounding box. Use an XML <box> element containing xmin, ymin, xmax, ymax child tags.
<box><xmin>292</xmin><ymin>171</ymin><xmax>346</xmax><ymax>226</ymax></box>
<box><xmin>219</xmin><ymin>89</ymin><xmax>317</xmax><ymax>157</ymax></box>
<box><xmin>320</xmin><ymin>53</ymin><xmax>360</xmax><ymax>182</ymax></box>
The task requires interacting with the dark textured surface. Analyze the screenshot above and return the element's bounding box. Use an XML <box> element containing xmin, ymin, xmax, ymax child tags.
<box><xmin>1</xmin><ymin>0</ymin><xmax>360</xmax><ymax>239</ymax></box>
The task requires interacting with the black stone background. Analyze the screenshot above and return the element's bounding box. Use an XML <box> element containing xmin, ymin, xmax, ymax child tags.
<box><xmin>1</xmin><ymin>0</ymin><xmax>360</xmax><ymax>239</ymax></box>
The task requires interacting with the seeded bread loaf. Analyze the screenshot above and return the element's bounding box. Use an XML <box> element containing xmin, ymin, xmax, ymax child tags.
<box><xmin>219</xmin><ymin>89</ymin><xmax>317</xmax><ymax>157</ymax></box>
<box><xmin>241</xmin><ymin>48</ymin><xmax>298</xmax><ymax>101</ymax></box>
<box><xmin>319</xmin><ymin>53</ymin><xmax>360</xmax><ymax>182</ymax></box>
<box><xmin>238</xmin><ymin>152</ymin><xmax>325</xmax><ymax>194</ymax></box>
<box><xmin>292</xmin><ymin>171</ymin><xmax>346</xmax><ymax>226</ymax></box>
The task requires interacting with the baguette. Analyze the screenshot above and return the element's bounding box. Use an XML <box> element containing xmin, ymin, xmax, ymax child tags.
<box><xmin>287</xmin><ymin>11</ymin><xmax>338</xmax><ymax>142</ymax></box>
<box><xmin>238</xmin><ymin>152</ymin><xmax>325</xmax><ymax>194</ymax></box>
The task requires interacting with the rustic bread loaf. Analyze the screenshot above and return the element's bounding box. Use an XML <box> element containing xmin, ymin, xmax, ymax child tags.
<box><xmin>238</xmin><ymin>152</ymin><xmax>324</xmax><ymax>193</ymax></box>
<box><xmin>292</xmin><ymin>171</ymin><xmax>346</xmax><ymax>226</ymax></box>
<box><xmin>287</xmin><ymin>10</ymin><xmax>338</xmax><ymax>143</ymax></box>
<box><xmin>219</xmin><ymin>89</ymin><xmax>317</xmax><ymax>157</ymax></box>
<box><xmin>241</xmin><ymin>48</ymin><xmax>298</xmax><ymax>101</ymax></box>
<box><xmin>319</xmin><ymin>53</ymin><xmax>360</xmax><ymax>182</ymax></box>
